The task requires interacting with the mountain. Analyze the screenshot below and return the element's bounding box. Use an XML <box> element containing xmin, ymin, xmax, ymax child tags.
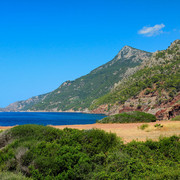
<box><xmin>4</xmin><ymin>94</ymin><xmax>47</xmax><ymax>112</ymax></box>
<box><xmin>91</xmin><ymin>40</ymin><xmax>180</xmax><ymax>120</ymax></box>
<box><xmin>3</xmin><ymin>46</ymin><xmax>152</xmax><ymax>112</ymax></box>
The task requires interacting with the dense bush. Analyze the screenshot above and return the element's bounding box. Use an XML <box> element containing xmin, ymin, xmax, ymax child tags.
<box><xmin>97</xmin><ymin>111</ymin><xmax>156</xmax><ymax>123</ymax></box>
<box><xmin>0</xmin><ymin>125</ymin><xmax>119</xmax><ymax>179</ymax></box>
<box><xmin>0</xmin><ymin>125</ymin><xmax>179</xmax><ymax>179</ymax></box>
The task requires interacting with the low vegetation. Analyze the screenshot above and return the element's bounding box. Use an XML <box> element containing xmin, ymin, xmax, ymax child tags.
<box><xmin>172</xmin><ymin>115</ymin><xmax>180</xmax><ymax>121</ymax></box>
<box><xmin>138</xmin><ymin>123</ymin><xmax>149</xmax><ymax>130</ymax></box>
<box><xmin>154</xmin><ymin>123</ymin><xmax>163</xmax><ymax>128</ymax></box>
<box><xmin>0</xmin><ymin>125</ymin><xmax>179</xmax><ymax>179</ymax></box>
<box><xmin>97</xmin><ymin>111</ymin><xmax>156</xmax><ymax>123</ymax></box>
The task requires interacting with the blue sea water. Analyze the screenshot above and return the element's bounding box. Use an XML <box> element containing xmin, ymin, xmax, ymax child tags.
<box><xmin>0</xmin><ymin>112</ymin><xmax>106</xmax><ymax>126</ymax></box>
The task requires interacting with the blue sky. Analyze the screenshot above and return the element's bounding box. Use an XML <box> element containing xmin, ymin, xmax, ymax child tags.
<box><xmin>0</xmin><ymin>0</ymin><xmax>179</xmax><ymax>107</ymax></box>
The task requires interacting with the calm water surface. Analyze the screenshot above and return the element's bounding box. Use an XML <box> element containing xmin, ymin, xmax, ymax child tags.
<box><xmin>0</xmin><ymin>112</ymin><xmax>106</xmax><ymax>126</ymax></box>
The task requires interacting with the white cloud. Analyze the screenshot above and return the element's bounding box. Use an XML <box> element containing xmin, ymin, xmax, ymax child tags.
<box><xmin>138</xmin><ymin>24</ymin><xmax>165</xmax><ymax>37</ymax></box>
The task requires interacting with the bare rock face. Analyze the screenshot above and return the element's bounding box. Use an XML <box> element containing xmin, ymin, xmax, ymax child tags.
<box><xmin>91</xmin><ymin>104</ymin><xmax>109</xmax><ymax>114</ymax></box>
<box><xmin>4</xmin><ymin>94</ymin><xmax>47</xmax><ymax>112</ymax></box>
<box><xmin>117</xmin><ymin>46</ymin><xmax>151</xmax><ymax>63</ymax></box>
<box><xmin>91</xmin><ymin>89</ymin><xmax>180</xmax><ymax>120</ymax></box>
<box><xmin>155</xmin><ymin>104</ymin><xmax>180</xmax><ymax>120</ymax></box>
<box><xmin>143</xmin><ymin>39</ymin><xmax>180</xmax><ymax>67</ymax></box>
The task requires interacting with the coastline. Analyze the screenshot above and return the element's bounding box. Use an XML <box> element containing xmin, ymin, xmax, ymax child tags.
<box><xmin>0</xmin><ymin>110</ymin><xmax>105</xmax><ymax>115</ymax></box>
<box><xmin>1</xmin><ymin>121</ymin><xmax>179</xmax><ymax>143</ymax></box>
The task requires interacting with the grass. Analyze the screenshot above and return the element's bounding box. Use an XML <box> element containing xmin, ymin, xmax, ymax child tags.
<box><xmin>141</xmin><ymin>121</ymin><xmax>180</xmax><ymax>133</ymax></box>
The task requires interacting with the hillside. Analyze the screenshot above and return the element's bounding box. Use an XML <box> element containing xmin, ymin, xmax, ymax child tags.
<box><xmin>91</xmin><ymin>40</ymin><xmax>180</xmax><ymax>120</ymax></box>
<box><xmin>3</xmin><ymin>94</ymin><xmax>47</xmax><ymax>112</ymax></box>
<box><xmin>4</xmin><ymin>46</ymin><xmax>151</xmax><ymax>112</ymax></box>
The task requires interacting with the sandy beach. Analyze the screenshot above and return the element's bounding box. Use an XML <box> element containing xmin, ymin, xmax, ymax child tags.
<box><xmin>1</xmin><ymin>121</ymin><xmax>180</xmax><ymax>143</ymax></box>
<box><xmin>0</xmin><ymin>126</ymin><xmax>15</xmax><ymax>130</ymax></box>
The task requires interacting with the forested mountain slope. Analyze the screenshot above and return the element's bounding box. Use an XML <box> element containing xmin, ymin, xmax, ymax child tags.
<box><xmin>4</xmin><ymin>46</ymin><xmax>151</xmax><ymax>112</ymax></box>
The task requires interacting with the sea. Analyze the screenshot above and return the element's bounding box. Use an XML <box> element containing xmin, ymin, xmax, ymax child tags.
<box><xmin>0</xmin><ymin>112</ymin><xmax>106</xmax><ymax>126</ymax></box>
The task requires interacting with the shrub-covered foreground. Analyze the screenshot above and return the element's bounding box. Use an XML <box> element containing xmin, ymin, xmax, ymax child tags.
<box><xmin>97</xmin><ymin>111</ymin><xmax>156</xmax><ymax>123</ymax></box>
<box><xmin>0</xmin><ymin>125</ymin><xmax>179</xmax><ymax>179</ymax></box>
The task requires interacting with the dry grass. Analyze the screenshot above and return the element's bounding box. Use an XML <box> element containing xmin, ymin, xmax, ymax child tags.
<box><xmin>50</xmin><ymin>121</ymin><xmax>180</xmax><ymax>143</ymax></box>
<box><xmin>145</xmin><ymin>122</ymin><xmax>180</xmax><ymax>132</ymax></box>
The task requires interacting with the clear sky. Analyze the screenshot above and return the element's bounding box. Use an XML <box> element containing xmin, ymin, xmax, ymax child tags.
<box><xmin>0</xmin><ymin>0</ymin><xmax>179</xmax><ymax>107</ymax></box>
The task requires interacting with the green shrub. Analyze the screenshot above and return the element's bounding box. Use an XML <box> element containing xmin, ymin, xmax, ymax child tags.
<box><xmin>139</xmin><ymin>124</ymin><xmax>149</xmax><ymax>130</ymax></box>
<box><xmin>144</xmin><ymin>89</ymin><xmax>151</xmax><ymax>95</ymax></box>
<box><xmin>97</xmin><ymin>111</ymin><xmax>156</xmax><ymax>123</ymax></box>
<box><xmin>137</xmin><ymin>104</ymin><xmax>142</xmax><ymax>109</ymax></box>
<box><xmin>154</xmin><ymin>123</ymin><xmax>163</xmax><ymax>128</ymax></box>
